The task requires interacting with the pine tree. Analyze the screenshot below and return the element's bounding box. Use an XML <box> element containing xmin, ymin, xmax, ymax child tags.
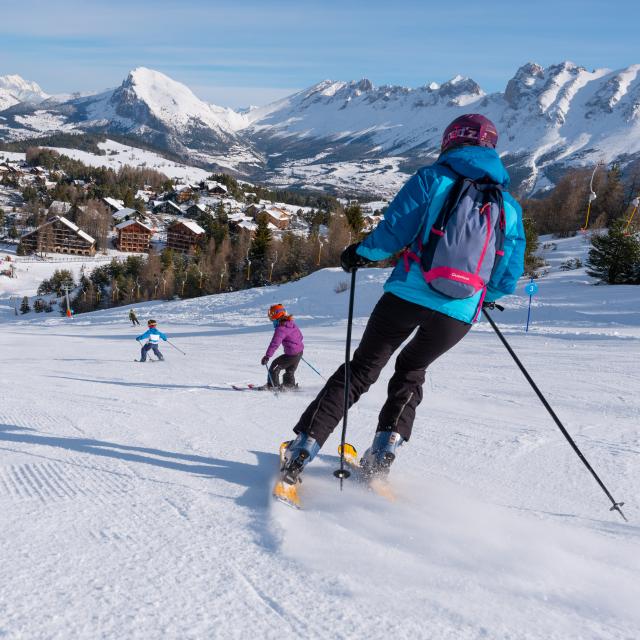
<box><xmin>123</xmin><ymin>189</ymin><xmax>135</xmax><ymax>209</ymax></box>
<box><xmin>522</xmin><ymin>218</ymin><xmax>543</xmax><ymax>275</ymax></box>
<box><xmin>249</xmin><ymin>214</ymin><xmax>272</xmax><ymax>282</ymax></box>
<box><xmin>20</xmin><ymin>296</ymin><xmax>31</xmax><ymax>314</ymax></box>
<box><xmin>586</xmin><ymin>221</ymin><xmax>640</xmax><ymax>284</ymax></box>
<box><xmin>596</xmin><ymin>164</ymin><xmax>625</xmax><ymax>226</ymax></box>
<box><xmin>344</xmin><ymin>203</ymin><xmax>364</xmax><ymax>236</ymax></box>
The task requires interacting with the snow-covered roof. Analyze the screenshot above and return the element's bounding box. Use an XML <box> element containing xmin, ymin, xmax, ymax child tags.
<box><xmin>172</xmin><ymin>219</ymin><xmax>205</xmax><ymax>235</ymax></box>
<box><xmin>48</xmin><ymin>200</ymin><xmax>72</xmax><ymax>214</ymax></box>
<box><xmin>116</xmin><ymin>219</ymin><xmax>153</xmax><ymax>231</ymax></box>
<box><xmin>187</xmin><ymin>203</ymin><xmax>207</xmax><ymax>212</ymax></box>
<box><xmin>204</xmin><ymin>181</ymin><xmax>228</xmax><ymax>192</ymax></box>
<box><xmin>263</xmin><ymin>206</ymin><xmax>291</xmax><ymax>221</ymax></box>
<box><xmin>153</xmin><ymin>200</ymin><xmax>182</xmax><ymax>212</ymax></box>
<box><xmin>103</xmin><ymin>197</ymin><xmax>125</xmax><ymax>210</ymax></box>
<box><xmin>112</xmin><ymin>207</ymin><xmax>138</xmax><ymax>220</ymax></box>
<box><xmin>56</xmin><ymin>216</ymin><xmax>95</xmax><ymax>244</ymax></box>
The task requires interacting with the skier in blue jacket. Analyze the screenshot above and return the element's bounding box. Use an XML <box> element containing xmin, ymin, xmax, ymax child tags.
<box><xmin>136</xmin><ymin>319</ymin><xmax>167</xmax><ymax>362</ymax></box>
<box><xmin>279</xmin><ymin>114</ymin><xmax>526</xmax><ymax>485</ymax></box>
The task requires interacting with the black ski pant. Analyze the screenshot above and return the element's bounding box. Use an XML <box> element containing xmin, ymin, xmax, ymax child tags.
<box><xmin>293</xmin><ymin>293</ymin><xmax>470</xmax><ymax>445</ymax></box>
<box><xmin>269</xmin><ymin>352</ymin><xmax>302</xmax><ymax>388</ymax></box>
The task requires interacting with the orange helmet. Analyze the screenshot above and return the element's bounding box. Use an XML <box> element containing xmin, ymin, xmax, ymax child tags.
<box><xmin>268</xmin><ymin>304</ymin><xmax>287</xmax><ymax>321</ymax></box>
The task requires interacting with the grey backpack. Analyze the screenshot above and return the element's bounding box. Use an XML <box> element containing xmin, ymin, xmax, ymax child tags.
<box><xmin>404</xmin><ymin>173</ymin><xmax>506</xmax><ymax>304</ymax></box>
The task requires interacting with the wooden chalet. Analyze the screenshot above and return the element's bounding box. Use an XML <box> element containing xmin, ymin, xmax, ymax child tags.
<box><xmin>185</xmin><ymin>203</ymin><xmax>208</xmax><ymax>219</ymax></box>
<box><xmin>172</xmin><ymin>186</ymin><xmax>194</xmax><ymax>204</ymax></box>
<box><xmin>244</xmin><ymin>203</ymin><xmax>262</xmax><ymax>217</ymax></box>
<box><xmin>166</xmin><ymin>219</ymin><xmax>206</xmax><ymax>255</ymax></box>
<box><xmin>0</xmin><ymin>162</ymin><xmax>25</xmax><ymax>178</ymax></box>
<box><xmin>202</xmin><ymin>181</ymin><xmax>228</xmax><ymax>196</ymax></box>
<box><xmin>116</xmin><ymin>219</ymin><xmax>153</xmax><ymax>253</ymax></box>
<box><xmin>112</xmin><ymin>207</ymin><xmax>140</xmax><ymax>226</ymax></box>
<box><xmin>20</xmin><ymin>216</ymin><xmax>96</xmax><ymax>256</ymax></box>
<box><xmin>254</xmin><ymin>206</ymin><xmax>291</xmax><ymax>230</ymax></box>
<box><xmin>152</xmin><ymin>200</ymin><xmax>183</xmax><ymax>216</ymax></box>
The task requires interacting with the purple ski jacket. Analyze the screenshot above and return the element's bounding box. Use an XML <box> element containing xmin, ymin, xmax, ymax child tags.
<box><xmin>265</xmin><ymin>319</ymin><xmax>304</xmax><ymax>359</ymax></box>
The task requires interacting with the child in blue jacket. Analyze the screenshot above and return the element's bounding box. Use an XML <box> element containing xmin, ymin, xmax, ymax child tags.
<box><xmin>136</xmin><ymin>319</ymin><xmax>167</xmax><ymax>362</ymax></box>
<box><xmin>279</xmin><ymin>114</ymin><xmax>526</xmax><ymax>486</ymax></box>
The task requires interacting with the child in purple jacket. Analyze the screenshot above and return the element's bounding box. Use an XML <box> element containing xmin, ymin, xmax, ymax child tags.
<box><xmin>261</xmin><ymin>304</ymin><xmax>304</xmax><ymax>389</ymax></box>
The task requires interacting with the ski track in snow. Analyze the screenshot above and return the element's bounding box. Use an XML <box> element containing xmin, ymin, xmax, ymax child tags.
<box><xmin>0</xmin><ymin>235</ymin><xmax>639</xmax><ymax>639</ymax></box>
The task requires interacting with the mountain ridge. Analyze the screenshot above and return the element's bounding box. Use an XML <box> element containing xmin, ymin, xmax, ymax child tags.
<box><xmin>1</xmin><ymin>62</ymin><xmax>639</xmax><ymax>196</ymax></box>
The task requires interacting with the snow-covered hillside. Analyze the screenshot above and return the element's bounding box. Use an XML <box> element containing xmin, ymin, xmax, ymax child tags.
<box><xmin>51</xmin><ymin>139</ymin><xmax>213</xmax><ymax>184</ymax></box>
<box><xmin>0</xmin><ymin>236</ymin><xmax>638</xmax><ymax>638</ymax></box>
<box><xmin>2</xmin><ymin>62</ymin><xmax>640</xmax><ymax>196</ymax></box>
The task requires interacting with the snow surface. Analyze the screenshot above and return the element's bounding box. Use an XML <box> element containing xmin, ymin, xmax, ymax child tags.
<box><xmin>0</xmin><ymin>235</ymin><xmax>638</xmax><ymax>639</ymax></box>
<box><xmin>47</xmin><ymin>139</ymin><xmax>212</xmax><ymax>183</ymax></box>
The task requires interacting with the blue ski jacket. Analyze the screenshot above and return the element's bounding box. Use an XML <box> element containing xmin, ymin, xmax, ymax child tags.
<box><xmin>357</xmin><ymin>145</ymin><xmax>526</xmax><ymax>324</ymax></box>
<box><xmin>136</xmin><ymin>327</ymin><xmax>167</xmax><ymax>344</ymax></box>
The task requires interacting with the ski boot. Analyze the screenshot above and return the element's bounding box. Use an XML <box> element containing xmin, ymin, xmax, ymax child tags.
<box><xmin>360</xmin><ymin>430</ymin><xmax>404</xmax><ymax>480</ymax></box>
<box><xmin>280</xmin><ymin>433</ymin><xmax>320</xmax><ymax>485</ymax></box>
<box><xmin>273</xmin><ymin>433</ymin><xmax>320</xmax><ymax>508</ymax></box>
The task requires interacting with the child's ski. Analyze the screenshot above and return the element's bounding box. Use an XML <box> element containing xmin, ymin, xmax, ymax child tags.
<box><xmin>231</xmin><ymin>384</ymin><xmax>270</xmax><ymax>391</ymax></box>
<box><xmin>231</xmin><ymin>384</ymin><xmax>300</xmax><ymax>392</ymax></box>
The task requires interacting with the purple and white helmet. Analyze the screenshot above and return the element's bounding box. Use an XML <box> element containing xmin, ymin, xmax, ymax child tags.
<box><xmin>441</xmin><ymin>114</ymin><xmax>498</xmax><ymax>153</ymax></box>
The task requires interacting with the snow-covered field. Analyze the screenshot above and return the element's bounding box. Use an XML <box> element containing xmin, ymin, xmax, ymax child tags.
<box><xmin>48</xmin><ymin>139</ymin><xmax>213</xmax><ymax>184</ymax></box>
<box><xmin>0</xmin><ymin>247</ymin><xmax>147</xmax><ymax>312</ymax></box>
<box><xmin>0</xmin><ymin>236</ymin><xmax>638</xmax><ymax>639</ymax></box>
<box><xmin>269</xmin><ymin>156</ymin><xmax>408</xmax><ymax>199</ymax></box>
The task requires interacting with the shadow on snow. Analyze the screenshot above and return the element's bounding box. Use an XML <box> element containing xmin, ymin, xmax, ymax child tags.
<box><xmin>0</xmin><ymin>422</ymin><xmax>282</xmax><ymax>551</ymax></box>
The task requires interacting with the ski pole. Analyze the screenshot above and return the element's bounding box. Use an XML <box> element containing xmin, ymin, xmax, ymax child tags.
<box><xmin>334</xmin><ymin>268</ymin><xmax>357</xmax><ymax>488</ymax></box>
<box><xmin>301</xmin><ymin>356</ymin><xmax>326</xmax><ymax>380</ymax></box>
<box><xmin>167</xmin><ymin>339</ymin><xmax>186</xmax><ymax>355</ymax></box>
<box><xmin>483</xmin><ymin>306</ymin><xmax>627</xmax><ymax>522</ymax></box>
<box><xmin>265</xmin><ymin>364</ymin><xmax>279</xmax><ymax>396</ymax></box>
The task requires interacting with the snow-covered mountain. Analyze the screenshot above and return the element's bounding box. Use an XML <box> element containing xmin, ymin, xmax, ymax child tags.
<box><xmin>0</xmin><ymin>68</ymin><xmax>259</xmax><ymax>171</ymax></box>
<box><xmin>75</xmin><ymin>67</ymin><xmax>246</xmax><ymax>136</ymax></box>
<box><xmin>243</xmin><ymin>62</ymin><xmax>640</xmax><ymax>193</ymax></box>
<box><xmin>0</xmin><ymin>74</ymin><xmax>49</xmax><ymax>110</ymax></box>
<box><xmin>1</xmin><ymin>62</ymin><xmax>640</xmax><ymax>195</ymax></box>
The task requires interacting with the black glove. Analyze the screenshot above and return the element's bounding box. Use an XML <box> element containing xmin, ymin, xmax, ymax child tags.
<box><xmin>340</xmin><ymin>243</ymin><xmax>372</xmax><ymax>273</ymax></box>
<box><xmin>261</xmin><ymin>356</ymin><xmax>269</xmax><ymax>366</ymax></box>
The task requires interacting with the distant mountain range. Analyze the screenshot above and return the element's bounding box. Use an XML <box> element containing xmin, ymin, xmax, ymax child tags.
<box><xmin>1</xmin><ymin>63</ymin><xmax>639</xmax><ymax>197</ymax></box>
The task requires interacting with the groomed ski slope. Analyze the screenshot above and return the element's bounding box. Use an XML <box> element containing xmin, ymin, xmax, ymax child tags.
<box><xmin>0</xmin><ymin>235</ymin><xmax>638</xmax><ymax>639</ymax></box>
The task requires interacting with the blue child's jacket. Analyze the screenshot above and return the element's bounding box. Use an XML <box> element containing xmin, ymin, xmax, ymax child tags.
<box><xmin>357</xmin><ymin>145</ymin><xmax>526</xmax><ymax>324</ymax></box>
<box><xmin>136</xmin><ymin>327</ymin><xmax>167</xmax><ymax>344</ymax></box>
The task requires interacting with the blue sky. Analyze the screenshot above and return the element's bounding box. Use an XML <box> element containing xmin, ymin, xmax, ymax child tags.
<box><xmin>2</xmin><ymin>0</ymin><xmax>638</xmax><ymax>108</ymax></box>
